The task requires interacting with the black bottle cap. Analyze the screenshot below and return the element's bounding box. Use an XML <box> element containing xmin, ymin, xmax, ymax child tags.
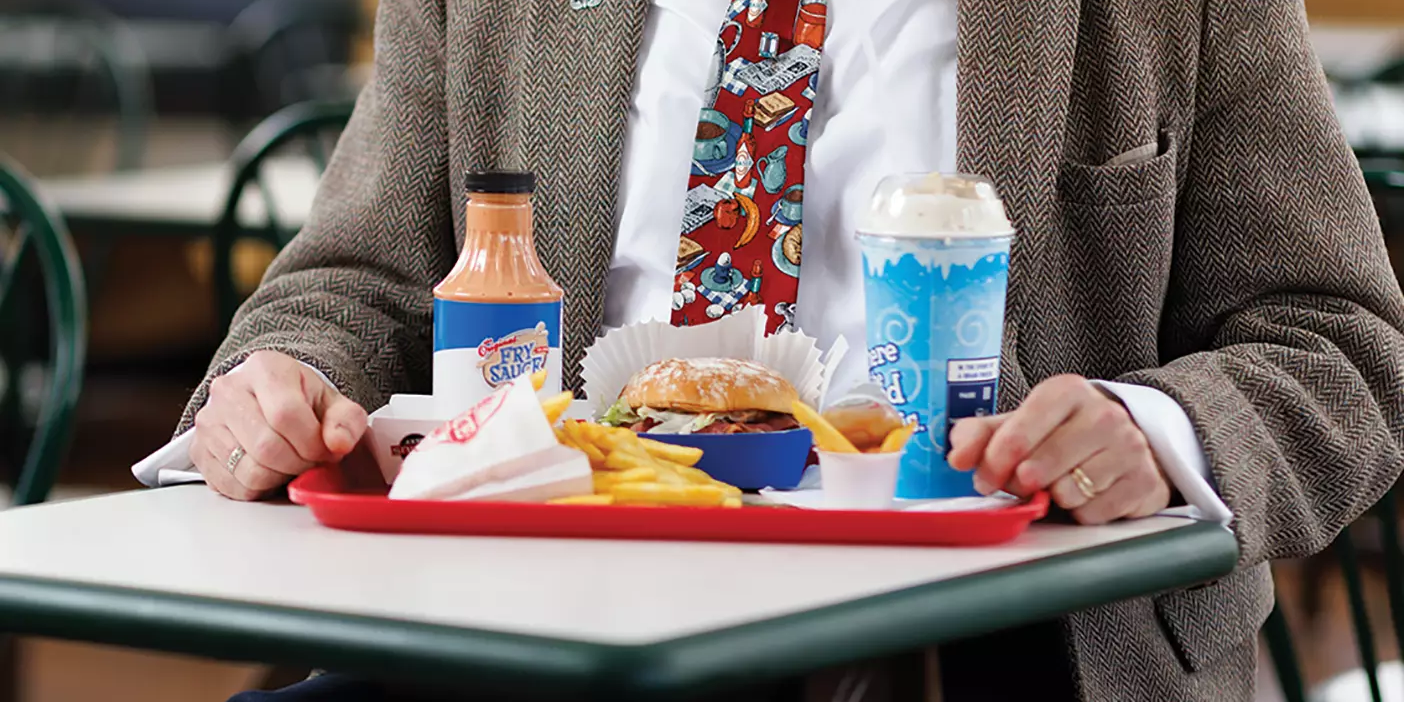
<box><xmin>465</xmin><ymin>171</ymin><xmax>535</xmax><ymax>194</ymax></box>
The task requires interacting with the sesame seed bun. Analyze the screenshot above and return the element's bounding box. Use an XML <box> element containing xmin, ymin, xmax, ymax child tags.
<box><xmin>619</xmin><ymin>358</ymin><xmax>798</xmax><ymax>415</ymax></box>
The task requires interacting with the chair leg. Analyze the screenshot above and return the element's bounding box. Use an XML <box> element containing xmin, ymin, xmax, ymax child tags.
<box><xmin>1375</xmin><ymin>493</ymin><xmax>1404</xmax><ymax>663</ymax></box>
<box><xmin>0</xmin><ymin>634</ymin><xmax>18</xmax><ymax>702</ymax></box>
<box><xmin>1339</xmin><ymin>531</ymin><xmax>1385</xmax><ymax>702</ymax></box>
<box><xmin>1262</xmin><ymin>602</ymin><xmax>1307</xmax><ymax>702</ymax></box>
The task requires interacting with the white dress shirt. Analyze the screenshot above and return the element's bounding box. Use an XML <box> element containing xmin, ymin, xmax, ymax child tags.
<box><xmin>134</xmin><ymin>0</ymin><xmax>1232</xmax><ymax>523</ymax></box>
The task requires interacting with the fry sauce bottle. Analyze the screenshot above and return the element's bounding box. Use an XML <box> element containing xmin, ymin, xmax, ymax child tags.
<box><xmin>433</xmin><ymin>171</ymin><xmax>563</xmax><ymax>415</ymax></box>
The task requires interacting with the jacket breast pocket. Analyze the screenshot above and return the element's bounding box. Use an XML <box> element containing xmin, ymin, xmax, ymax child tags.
<box><xmin>1041</xmin><ymin>130</ymin><xmax>1180</xmax><ymax>374</ymax></box>
<box><xmin>1057</xmin><ymin>130</ymin><xmax>1179</xmax><ymax>207</ymax></box>
<box><xmin>1155</xmin><ymin>563</ymin><xmax>1274</xmax><ymax>673</ymax></box>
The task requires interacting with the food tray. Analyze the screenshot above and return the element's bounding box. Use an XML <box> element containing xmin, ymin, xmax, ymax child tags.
<box><xmin>289</xmin><ymin>465</ymin><xmax>1050</xmax><ymax>547</ymax></box>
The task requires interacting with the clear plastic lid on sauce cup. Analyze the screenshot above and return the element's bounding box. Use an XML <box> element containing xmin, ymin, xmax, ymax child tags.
<box><xmin>861</xmin><ymin>173</ymin><xmax>1015</xmax><ymax>240</ymax></box>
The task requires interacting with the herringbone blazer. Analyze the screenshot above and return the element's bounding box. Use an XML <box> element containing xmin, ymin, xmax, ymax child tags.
<box><xmin>181</xmin><ymin>0</ymin><xmax>1404</xmax><ymax>698</ymax></box>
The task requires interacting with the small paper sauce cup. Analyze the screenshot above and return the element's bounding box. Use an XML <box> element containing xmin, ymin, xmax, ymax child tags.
<box><xmin>817</xmin><ymin>450</ymin><xmax>901</xmax><ymax>510</ymax></box>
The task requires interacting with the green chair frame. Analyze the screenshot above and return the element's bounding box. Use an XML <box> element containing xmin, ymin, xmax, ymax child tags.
<box><xmin>0</xmin><ymin>154</ymin><xmax>88</xmax><ymax>507</ymax></box>
<box><xmin>1264</xmin><ymin>162</ymin><xmax>1404</xmax><ymax>702</ymax></box>
<box><xmin>213</xmin><ymin>99</ymin><xmax>354</xmax><ymax>334</ymax></box>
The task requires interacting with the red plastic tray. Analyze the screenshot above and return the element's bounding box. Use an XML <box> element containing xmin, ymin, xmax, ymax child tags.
<box><xmin>289</xmin><ymin>465</ymin><xmax>1050</xmax><ymax>547</ymax></box>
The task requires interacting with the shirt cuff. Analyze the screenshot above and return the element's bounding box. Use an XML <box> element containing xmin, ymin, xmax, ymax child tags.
<box><xmin>129</xmin><ymin>361</ymin><xmax>337</xmax><ymax>488</ymax></box>
<box><xmin>1089</xmin><ymin>380</ymin><xmax>1233</xmax><ymax>524</ymax></box>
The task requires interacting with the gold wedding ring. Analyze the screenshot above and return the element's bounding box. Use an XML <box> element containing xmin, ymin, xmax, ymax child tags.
<box><xmin>226</xmin><ymin>445</ymin><xmax>246</xmax><ymax>475</ymax></box>
<box><xmin>1070</xmin><ymin>467</ymin><xmax>1098</xmax><ymax>499</ymax></box>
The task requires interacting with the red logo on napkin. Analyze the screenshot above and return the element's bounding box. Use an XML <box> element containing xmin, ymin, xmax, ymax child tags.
<box><xmin>414</xmin><ymin>386</ymin><xmax>510</xmax><ymax>451</ymax></box>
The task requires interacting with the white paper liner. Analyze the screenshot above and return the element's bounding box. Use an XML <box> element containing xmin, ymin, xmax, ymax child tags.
<box><xmin>757</xmin><ymin>488</ymin><xmax>1017</xmax><ymax>512</ymax></box>
<box><xmin>580</xmin><ymin>306</ymin><xmax>848</xmax><ymax>415</ymax></box>
<box><xmin>389</xmin><ymin>377</ymin><xmax>568</xmax><ymax>500</ymax></box>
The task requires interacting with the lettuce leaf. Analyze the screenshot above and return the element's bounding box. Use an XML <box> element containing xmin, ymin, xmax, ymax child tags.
<box><xmin>599</xmin><ymin>398</ymin><xmax>641</xmax><ymax>427</ymax></box>
<box><xmin>637</xmin><ymin>407</ymin><xmax>718</xmax><ymax>435</ymax></box>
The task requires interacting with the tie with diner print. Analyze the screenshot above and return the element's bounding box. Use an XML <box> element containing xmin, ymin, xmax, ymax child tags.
<box><xmin>671</xmin><ymin>0</ymin><xmax>826</xmax><ymax>334</ymax></box>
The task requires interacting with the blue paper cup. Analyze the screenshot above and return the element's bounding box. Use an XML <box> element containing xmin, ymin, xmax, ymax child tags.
<box><xmin>857</xmin><ymin>174</ymin><xmax>1014</xmax><ymax>499</ymax></box>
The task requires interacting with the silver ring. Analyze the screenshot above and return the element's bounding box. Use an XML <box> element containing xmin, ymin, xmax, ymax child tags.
<box><xmin>225</xmin><ymin>445</ymin><xmax>246</xmax><ymax>475</ymax></box>
<box><xmin>1071</xmin><ymin>466</ymin><xmax>1098</xmax><ymax>499</ymax></box>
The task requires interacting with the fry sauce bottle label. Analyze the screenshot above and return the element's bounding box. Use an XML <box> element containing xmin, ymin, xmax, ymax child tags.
<box><xmin>433</xmin><ymin>299</ymin><xmax>563</xmax><ymax>410</ymax></box>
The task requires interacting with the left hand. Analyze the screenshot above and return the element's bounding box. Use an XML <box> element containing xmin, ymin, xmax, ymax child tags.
<box><xmin>947</xmin><ymin>374</ymin><xmax>1172</xmax><ymax>525</ymax></box>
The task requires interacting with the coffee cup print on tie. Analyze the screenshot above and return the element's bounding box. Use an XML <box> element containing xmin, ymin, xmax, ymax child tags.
<box><xmin>770</xmin><ymin>184</ymin><xmax>803</xmax><ymax>226</ymax></box>
<box><xmin>694</xmin><ymin>109</ymin><xmax>739</xmax><ymax>176</ymax></box>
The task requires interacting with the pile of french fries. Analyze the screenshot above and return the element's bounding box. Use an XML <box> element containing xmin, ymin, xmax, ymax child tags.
<box><xmin>552</xmin><ymin>421</ymin><xmax>742</xmax><ymax>508</ymax></box>
<box><xmin>525</xmin><ymin>370</ymin><xmax>742</xmax><ymax>508</ymax></box>
<box><xmin>792</xmin><ymin>400</ymin><xmax>918</xmax><ymax>454</ymax></box>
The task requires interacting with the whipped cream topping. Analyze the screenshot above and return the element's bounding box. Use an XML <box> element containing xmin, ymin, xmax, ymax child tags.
<box><xmin>861</xmin><ymin>173</ymin><xmax>1014</xmax><ymax>239</ymax></box>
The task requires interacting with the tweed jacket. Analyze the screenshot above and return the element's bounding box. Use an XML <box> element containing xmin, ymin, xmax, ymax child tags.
<box><xmin>181</xmin><ymin>0</ymin><xmax>1404</xmax><ymax>698</ymax></box>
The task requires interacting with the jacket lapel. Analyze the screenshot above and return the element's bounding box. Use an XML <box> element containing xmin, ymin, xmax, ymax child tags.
<box><xmin>459</xmin><ymin>0</ymin><xmax>649</xmax><ymax>385</ymax></box>
<box><xmin>957</xmin><ymin>0</ymin><xmax>1081</xmax><ymax>407</ymax></box>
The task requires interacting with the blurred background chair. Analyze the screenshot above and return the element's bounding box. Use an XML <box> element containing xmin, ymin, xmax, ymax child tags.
<box><xmin>213</xmin><ymin>99</ymin><xmax>353</xmax><ymax>333</ymax></box>
<box><xmin>1266</xmin><ymin>489</ymin><xmax>1404</xmax><ymax>702</ymax></box>
<box><xmin>217</xmin><ymin>0</ymin><xmax>362</xmax><ymax>142</ymax></box>
<box><xmin>0</xmin><ymin>155</ymin><xmax>88</xmax><ymax>508</ymax></box>
<box><xmin>0</xmin><ymin>0</ymin><xmax>152</xmax><ymax>177</ymax></box>
<box><xmin>0</xmin><ymin>3</ymin><xmax>367</xmax><ymax>700</ymax></box>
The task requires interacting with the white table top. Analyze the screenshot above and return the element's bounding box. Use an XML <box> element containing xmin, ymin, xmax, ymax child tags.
<box><xmin>42</xmin><ymin>159</ymin><xmax>320</xmax><ymax>233</ymax></box>
<box><xmin>0</xmin><ymin>486</ymin><xmax>1199</xmax><ymax>646</ymax></box>
<box><xmin>1311</xmin><ymin>24</ymin><xmax>1404</xmax><ymax>81</ymax></box>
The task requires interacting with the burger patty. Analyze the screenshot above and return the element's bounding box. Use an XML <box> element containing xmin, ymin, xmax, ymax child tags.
<box><xmin>628</xmin><ymin>412</ymin><xmax>800</xmax><ymax>434</ymax></box>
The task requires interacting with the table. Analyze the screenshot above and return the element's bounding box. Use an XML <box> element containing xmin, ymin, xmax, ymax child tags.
<box><xmin>42</xmin><ymin>159</ymin><xmax>320</xmax><ymax>239</ymax></box>
<box><xmin>0</xmin><ymin>487</ymin><xmax>1238</xmax><ymax>700</ymax></box>
<box><xmin>1310</xmin><ymin>24</ymin><xmax>1404</xmax><ymax>81</ymax></box>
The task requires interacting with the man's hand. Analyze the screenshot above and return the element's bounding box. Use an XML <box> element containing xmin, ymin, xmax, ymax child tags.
<box><xmin>188</xmin><ymin>351</ymin><xmax>368</xmax><ymax>501</ymax></box>
<box><xmin>947</xmin><ymin>375</ymin><xmax>1171</xmax><ymax>525</ymax></box>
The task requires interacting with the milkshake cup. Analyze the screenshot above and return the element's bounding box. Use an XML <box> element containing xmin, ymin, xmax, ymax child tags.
<box><xmin>857</xmin><ymin>174</ymin><xmax>1013</xmax><ymax>499</ymax></box>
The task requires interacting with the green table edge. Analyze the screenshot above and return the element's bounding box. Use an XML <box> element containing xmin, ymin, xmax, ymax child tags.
<box><xmin>0</xmin><ymin>520</ymin><xmax>1237</xmax><ymax>700</ymax></box>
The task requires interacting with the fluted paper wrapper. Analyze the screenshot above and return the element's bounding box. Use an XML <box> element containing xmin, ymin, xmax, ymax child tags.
<box><xmin>580</xmin><ymin>306</ymin><xmax>849</xmax><ymax>416</ymax></box>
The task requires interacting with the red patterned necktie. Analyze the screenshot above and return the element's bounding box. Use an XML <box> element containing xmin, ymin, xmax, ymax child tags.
<box><xmin>672</xmin><ymin>0</ymin><xmax>826</xmax><ymax>333</ymax></box>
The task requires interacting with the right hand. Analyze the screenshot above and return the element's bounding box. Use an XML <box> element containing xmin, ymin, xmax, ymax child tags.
<box><xmin>189</xmin><ymin>350</ymin><xmax>368</xmax><ymax>500</ymax></box>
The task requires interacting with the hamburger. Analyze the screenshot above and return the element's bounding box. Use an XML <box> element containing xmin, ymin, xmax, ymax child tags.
<box><xmin>600</xmin><ymin>358</ymin><xmax>802</xmax><ymax>434</ymax></box>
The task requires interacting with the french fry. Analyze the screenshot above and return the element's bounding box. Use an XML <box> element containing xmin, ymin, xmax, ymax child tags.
<box><xmin>530</xmin><ymin>369</ymin><xmax>548</xmax><ymax>391</ymax></box>
<box><xmin>610</xmin><ymin>482</ymin><xmax>727</xmax><ymax>507</ymax></box>
<box><xmin>791</xmin><ymin>400</ymin><xmax>860</xmax><ymax>453</ymax></box>
<box><xmin>592</xmin><ymin>467</ymin><xmax>658</xmax><ymax>492</ymax></box>
<box><xmin>548</xmin><ymin>494</ymin><xmax>614</xmax><ymax>506</ymax></box>
<box><xmin>637</xmin><ymin>438</ymin><xmax>704</xmax><ymax>466</ymax></box>
<box><xmin>878</xmin><ymin>422</ymin><xmax>918</xmax><ymax>453</ymax></box>
<box><xmin>592</xmin><ymin>427</ymin><xmax>639</xmax><ymax>452</ymax></box>
<box><xmin>723</xmin><ymin>497</ymin><xmax>743</xmax><ymax>508</ymax></box>
<box><xmin>670</xmin><ymin>463</ymin><xmax>715</xmax><ymax>485</ymax></box>
<box><xmin>554</xmin><ymin>427</ymin><xmax>574</xmax><ymax>447</ymax></box>
<box><xmin>564</xmin><ymin>421</ymin><xmax>607</xmax><ymax>469</ymax></box>
<box><xmin>540</xmin><ymin>391</ymin><xmax>573</xmax><ymax>425</ymax></box>
<box><xmin>604</xmin><ymin>447</ymin><xmax>655</xmax><ymax>472</ymax></box>
<box><xmin>648</xmin><ymin>460</ymin><xmax>690</xmax><ymax>486</ymax></box>
<box><xmin>666</xmin><ymin>463</ymin><xmax>741</xmax><ymax>496</ymax></box>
